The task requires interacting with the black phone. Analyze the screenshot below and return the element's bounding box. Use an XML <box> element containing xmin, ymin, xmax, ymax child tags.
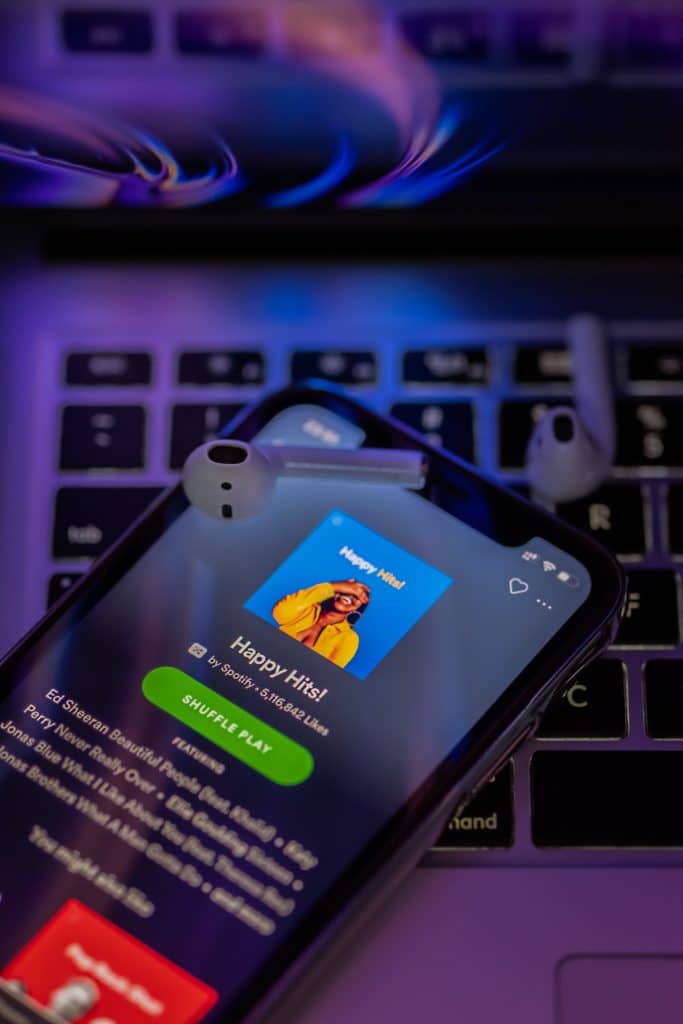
<box><xmin>0</xmin><ymin>388</ymin><xmax>623</xmax><ymax>1024</ymax></box>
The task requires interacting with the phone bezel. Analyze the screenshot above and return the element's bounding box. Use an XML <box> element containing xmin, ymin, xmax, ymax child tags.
<box><xmin>0</xmin><ymin>386</ymin><xmax>625</xmax><ymax>1023</ymax></box>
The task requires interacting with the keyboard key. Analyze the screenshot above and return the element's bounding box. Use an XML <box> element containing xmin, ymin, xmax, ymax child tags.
<box><xmin>178</xmin><ymin>351</ymin><xmax>264</xmax><ymax>386</ymax></box>
<box><xmin>536</xmin><ymin>660</ymin><xmax>627</xmax><ymax>740</ymax></box>
<box><xmin>60</xmin><ymin>406</ymin><xmax>146</xmax><ymax>471</ymax></box>
<box><xmin>401</xmin><ymin>12</ymin><xmax>491</xmax><ymax>63</ymax></box>
<box><xmin>557</xmin><ymin>484</ymin><xmax>647</xmax><ymax>559</ymax></box>
<box><xmin>668</xmin><ymin>486</ymin><xmax>683</xmax><ymax>556</ymax></box>
<box><xmin>532</xmin><ymin>752</ymin><xmax>683</xmax><ymax>847</ymax></box>
<box><xmin>627</xmin><ymin>345</ymin><xmax>683</xmax><ymax>384</ymax></box>
<box><xmin>514</xmin><ymin>346</ymin><xmax>571</xmax><ymax>384</ymax></box>
<box><xmin>435</xmin><ymin>763</ymin><xmax>513</xmax><ymax>849</ymax></box>
<box><xmin>609</xmin><ymin>11</ymin><xmax>683</xmax><ymax>72</ymax></box>
<box><xmin>512</xmin><ymin>11</ymin><xmax>574</xmax><ymax>69</ymax></box>
<box><xmin>392</xmin><ymin>402</ymin><xmax>475</xmax><ymax>462</ymax></box>
<box><xmin>498</xmin><ymin>399</ymin><xmax>569</xmax><ymax>469</ymax></box>
<box><xmin>616</xmin><ymin>400</ymin><xmax>683</xmax><ymax>468</ymax></box>
<box><xmin>645</xmin><ymin>661</ymin><xmax>683</xmax><ymax>739</ymax></box>
<box><xmin>53</xmin><ymin>487</ymin><xmax>162</xmax><ymax>560</ymax></box>
<box><xmin>65</xmin><ymin>352</ymin><xmax>152</xmax><ymax>387</ymax></box>
<box><xmin>291</xmin><ymin>351</ymin><xmax>377</xmax><ymax>386</ymax></box>
<box><xmin>170</xmin><ymin>404</ymin><xmax>244</xmax><ymax>470</ymax></box>
<box><xmin>48</xmin><ymin>573</ymin><xmax>84</xmax><ymax>608</ymax></box>
<box><xmin>613</xmin><ymin>571</ymin><xmax>680</xmax><ymax>649</ymax></box>
<box><xmin>62</xmin><ymin>9</ymin><xmax>153</xmax><ymax>53</ymax></box>
<box><xmin>284</xmin><ymin>5</ymin><xmax>380</xmax><ymax>57</ymax></box>
<box><xmin>403</xmin><ymin>347</ymin><xmax>489</xmax><ymax>386</ymax></box>
<box><xmin>176</xmin><ymin>10</ymin><xmax>266</xmax><ymax>56</ymax></box>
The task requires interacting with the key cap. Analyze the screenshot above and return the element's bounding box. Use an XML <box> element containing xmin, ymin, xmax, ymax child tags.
<box><xmin>53</xmin><ymin>487</ymin><xmax>162</xmax><ymax>559</ymax></box>
<box><xmin>65</xmin><ymin>352</ymin><xmax>152</xmax><ymax>387</ymax></box>
<box><xmin>401</xmin><ymin>11</ymin><xmax>491</xmax><ymax>63</ymax></box>
<box><xmin>291</xmin><ymin>351</ymin><xmax>377</xmax><ymax>386</ymax></box>
<box><xmin>402</xmin><ymin>347</ymin><xmax>489</xmax><ymax>386</ymax></box>
<box><xmin>616</xmin><ymin>400</ymin><xmax>683</xmax><ymax>468</ymax></box>
<box><xmin>434</xmin><ymin>763</ymin><xmax>513</xmax><ymax>849</ymax></box>
<box><xmin>498</xmin><ymin>399</ymin><xmax>569</xmax><ymax>469</ymax></box>
<box><xmin>62</xmin><ymin>9</ymin><xmax>153</xmax><ymax>53</ymax></box>
<box><xmin>613</xmin><ymin>571</ymin><xmax>680</xmax><ymax>649</ymax></box>
<box><xmin>392</xmin><ymin>402</ymin><xmax>475</xmax><ymax>462</ymax></box>
<box><xmin>557</xmin><ymin>484</ymin><xmax>647</xmax><ymax>558</ymax></box>
<box><xmin>176</xmin><ymin>10</ymin><xmax>266</xmax><ymax>55</ymax></box>
<box><xmin>178</xmin><ymin>351</ymin><xmax>264</xmax><ymax>386</ymax></box>
<box><xmin>60</xmin><ymin>406</ymin><xmax>146</xmax><ymax>471</ymax></box>
<box><xmin>608</xmin><ymin>11</ymin><xmax>683</xmax><ymax>72</ymax></box>
<box><xmin>170</xmin><ymin>404</ymin><xmax>244</xmax><ymax>470</ymax></box>
<box><xmin>48</xmin><ymin>573</ymin><xmax>84</xmax><ymax>608</ymax></box>
<box><xmin>536</xmin><ymin>660</ymin><xmax>627</xmax><ymax>740</ymax></box>
<box><xmin>627</xmin><ymin>345</ymin><xmax>683</xmax><ymax>385</ymax></box>
<box><xmin>514</xmin><ymin>346</ymin><xmax>572</xmax><ymax>385</ymax></box>
<box><xmin>645</xmin><ymin>661</ymin><xmax>683</xmax><ymax>739</ymax></box>
<box><xmin>532</xmin><ymin>752</ymin><xmax>683</xmax><ymax>847</ymax></box>
<box><xmin>669</xmin><ymin>486</ymin><xmax>683</xmax><ymax>556</ymax></box>
<box><xmin>512</xmin><ymin>11</ymin><xmax>574</xmax><ymax>69</ymax></box>
<box><xmin>284</xmin><ymin>3</ymin><xmax>380</xmax><ymax>57</ymax></box>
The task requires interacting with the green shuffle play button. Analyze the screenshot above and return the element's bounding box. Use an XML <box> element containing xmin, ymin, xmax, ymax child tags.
<box><xmin>143</xmin><ymin>667</ymin><xmax>314</xmax><ymax>786</ymax></box>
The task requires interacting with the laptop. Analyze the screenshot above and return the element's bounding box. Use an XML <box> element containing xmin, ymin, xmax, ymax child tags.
<box><xmin>1</xmin><ymin>1</ymin><xmax>682</xmax><ymax>1021</ymax></box>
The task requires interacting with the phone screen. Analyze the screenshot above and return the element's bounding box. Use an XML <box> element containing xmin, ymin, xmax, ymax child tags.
<box><xmin>0</xmin><ymin>401</ymin><xmax>592</xmax><ymax>1024</ymax></box>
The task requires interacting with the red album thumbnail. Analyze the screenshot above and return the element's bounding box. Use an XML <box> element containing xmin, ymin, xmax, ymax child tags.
<box><xmin>2</xmin><ymin>900</ymin><xmax>217</xmax><ymax>1024</ymax></box>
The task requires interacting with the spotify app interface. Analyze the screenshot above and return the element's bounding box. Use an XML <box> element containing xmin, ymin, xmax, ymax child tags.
<box><xmin>0</xmin><ymin>407</ymin><xmax>589</xmax><ymax>1022</ymax></box>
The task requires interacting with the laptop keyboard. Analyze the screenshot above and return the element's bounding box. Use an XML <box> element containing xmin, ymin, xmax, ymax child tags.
<box><xmin>44</xmin><ymin>332</ymin><xmax>683</xmax><ymax>863</ymax></box>
<box><xmin>48</xmin><ymin>3</ymin><xmax>683</xmax><ymax>83</ymax></box>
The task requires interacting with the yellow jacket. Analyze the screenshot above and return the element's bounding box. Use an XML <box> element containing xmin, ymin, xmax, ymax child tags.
<box><xmin>272</xmin><ymin>583</ymin><xmax>359</xmax><ymax>668</ymax></box>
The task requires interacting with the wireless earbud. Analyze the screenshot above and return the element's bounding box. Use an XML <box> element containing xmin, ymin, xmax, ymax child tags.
<box><xmin>526</xmin><ymin>314</ymin><xmax>616</xmax><ymax>505</ymax></box>
<box><xmin>183</xmin><ymin>440</ymin><xmax>428</xmax><ymax>519</ymax></box>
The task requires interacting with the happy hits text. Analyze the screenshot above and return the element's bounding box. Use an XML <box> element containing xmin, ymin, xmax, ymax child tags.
<box><xmin>221</xmin><ymin>637</ymin><xmax>328</xmax><ymax>702</ymax></box>
<box><xmin>338</xmin><ymin>546</ymin><xmax>406</xmax><ymax>590</ymax></box>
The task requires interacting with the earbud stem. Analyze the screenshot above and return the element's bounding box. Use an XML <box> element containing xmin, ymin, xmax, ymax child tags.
<box><xmin>569</xmin><ymin>314</ymin><xmax>616</xmax><ymax>465</ymax></box>
<box><xmin>526</xmin><ymin>314</ymin><xmax>616</xmax><ymax>505</ymax></box>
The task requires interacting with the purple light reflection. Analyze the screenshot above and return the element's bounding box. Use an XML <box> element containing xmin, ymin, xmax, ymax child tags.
<box><xmin>0</xmin><ymin>1</ymin><xmax>507</xmax><ymax>209</ymax></box>
<box><xmin>342</xmin><ymin>109</ymin><xmax>504</xmax><ymax>208</ymax></box>
<box><xmin>0</xmin><ymin>85</ymin><xmax>243</xmax><ymax>208</ymax></box>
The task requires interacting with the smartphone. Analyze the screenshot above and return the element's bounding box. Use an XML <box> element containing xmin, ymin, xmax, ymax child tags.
<box><xmin>0</xmin><ymin>387</ymin><xmax>623</xmax><ymax>1024</ymax></box>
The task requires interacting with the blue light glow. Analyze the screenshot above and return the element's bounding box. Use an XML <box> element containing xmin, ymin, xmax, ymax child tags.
<box><xmin>343</xmin><ymin>108</ymin><xmax>505</xmax><ymax>208</ymax></box>
<box><xmin>365</xmin><ymin>137</ymin><xmax>507</xmax><ymax>208</ymax></box>
<box><xmin>265</xmin><ymin>138</ymin><xmax>355</xmax><ymax>209</ymax></box>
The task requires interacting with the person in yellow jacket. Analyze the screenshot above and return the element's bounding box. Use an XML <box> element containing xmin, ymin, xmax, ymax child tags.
<box><xmin>272</xmin><ymin>579</ymin><xmax>370</xmax><ymax>669</ymax></box>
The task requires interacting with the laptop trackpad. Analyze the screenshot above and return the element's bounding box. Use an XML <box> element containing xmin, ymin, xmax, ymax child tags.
<box><xmin>557</xmin><ymin>956</ymin><xmax>683</xmax><ymax>1024</ymax></box>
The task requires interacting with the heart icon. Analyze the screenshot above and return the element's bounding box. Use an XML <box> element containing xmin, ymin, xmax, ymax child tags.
<box><xmin>509</xmin><ymin>577</ymin><xmax>529</xmax><ymax>596</ymax></box>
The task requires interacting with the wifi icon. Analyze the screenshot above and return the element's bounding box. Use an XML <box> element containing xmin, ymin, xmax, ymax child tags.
<box><xmin>543</xmin><ymin>560</ymin><xmax>557</xmax><ymax>573</ymax></box>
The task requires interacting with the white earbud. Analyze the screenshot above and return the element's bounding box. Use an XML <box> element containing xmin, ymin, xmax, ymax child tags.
<box><xmin>183</xmin><ymin>440</ymin><xmax>428</xmax><ymax>519</ymax></box>
<box><xmin>526</xmin><ymin>314</ymin><xmax>616</xmax><ymax>505</ymax></box>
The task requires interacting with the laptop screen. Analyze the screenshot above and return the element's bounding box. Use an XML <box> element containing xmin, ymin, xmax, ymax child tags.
<box><xmin>0</xmin><ymin>0</ymin><xmax>681</xmax><ymax>223</ymax></box>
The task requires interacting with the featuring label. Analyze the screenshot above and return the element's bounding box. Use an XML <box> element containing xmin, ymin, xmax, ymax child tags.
<box><xmin>143</xmin><ymin>668</ymin><xmax>314</xmax><ymax>786</ymax></box>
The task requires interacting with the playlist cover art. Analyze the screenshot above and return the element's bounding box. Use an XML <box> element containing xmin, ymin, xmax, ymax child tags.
<box><xmin>245</xmin><ymin>509</ymin><xmax>453</xmax><ymax>679</ymax></box>
<box><xmin>1</xmin><ymin>900</ymin><xmax>217</xmax><ymax>1024</ymax></box>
